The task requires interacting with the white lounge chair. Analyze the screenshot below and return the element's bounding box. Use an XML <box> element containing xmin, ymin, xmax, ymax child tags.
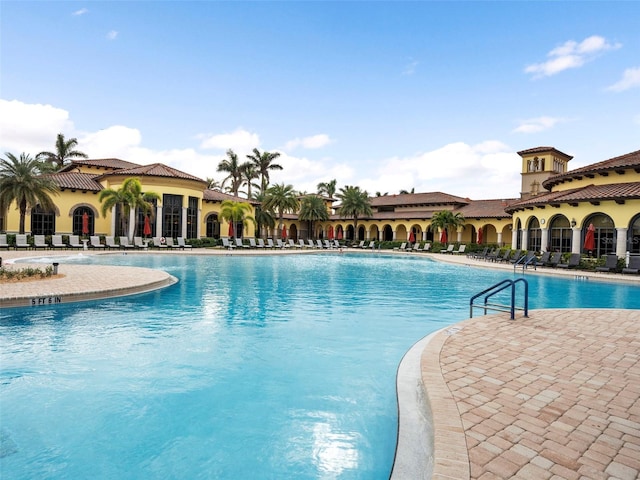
<box><xmin>324</xmin><ymin>240</ymin><xmax>333</xmax><ymax>249</ymax></box>
<box><xmin>177</xmin><ymin>237</ymin><xmax>192</xmax><ymax>249</ymax></box>
<box><xmin>249</xmin><ymin>238</ymin><xmax>258</xmax><ymax>248</ymax></box>
<box><xmin>257</xmin><ymin>239</ymin><xmax>266</xmax><ymax>248</ymax></box>
<box><xmin>134</xmin><ymin>236</ymin><xmax>145</xmax><ymax>248</ymax></box>
<box><xmin>267</xmin><ymin>239</ymin><xmax>276</xmax><ymax>249</ymax></box>
<box><xmin>105</xmin><ymin>236</ymin><xmax>119</xmax><ymax>249</ymax></box>
<box><xmin>276</xmin><ymin>239</ymin><xmax>288</xmax><ymax>248</ymax></box>
<box><xmin>393</xmin><ymin>242</ymin><xmax>407</xmax><ymax>251</ymax></box>
<box><xmin>316</xmin><ymin>239</ymin><xmax>324</xmax><ymax>249</ymax></box>
<box><xmin>299</xmin><ymin>239</ymin><xmax>306</xmax><ymax>248</ymax></box>
<box><xmin>440</xmin><ymin>244</ymin><xmax>455</xmax><ymax>254</ymax></box>
<box><xmin>119</xmin><ymin>236</ymin><xmax>135</xmax><ymax>248</ymax></box>
<box><xmin>15</xmin><ymin>234</ymin><xmax>30</xmax><ymax>249</ymax></box>
<box><xmin>0</xmin><ymin>234</ymin><xmax>9</xmax><ymax>249</ymax></box>
<box><xmin>34</xmin><ymin>235</ymin><xmax>48</xmax><ymax>249</ymax></box>
<box><xmin>308</xmin><ymin>239</ymin><xmax>316</xmax><ymax>249</ymax></box>
<box><xmin>221</xmin><ymin>238</ymin><xmax>235</xmax><ymax>250</ymax></box>
<box><xmin>90</xmin><ymin>235</ymin><xmax>105</xmax><ymax>249</ymax></box>
<box><xmin>354</xmin><ymin>240</ymin><xmax>365</xmax><ymax>248</ymax></box>
<box><xmin>51</xmin><ymin>235</ymin><xmax>67</xmax><ymax>249</ymax></box>
<box><xmin>68</xmin><ymin>235</ymin><xmax>84</xmax><ymax>248</ymax></box>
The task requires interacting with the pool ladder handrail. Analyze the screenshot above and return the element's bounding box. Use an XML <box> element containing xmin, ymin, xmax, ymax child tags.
<box><xmin>513</xmin><ymin>254</ymin><xmax>537</xmax><ymax>272</ymax></box>
<box><xmin>469</xmin><ymin>278</ymin><xmax>529</xmax><ymax>320</ymax></box>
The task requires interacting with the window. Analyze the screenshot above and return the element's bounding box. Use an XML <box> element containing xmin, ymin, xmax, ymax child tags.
<box><xmin>587</xmin><ymin>214</ymin><xmax>615</xmax><ymax>257</ymax></box>
<box><xmin>206</xmin><ymin>213</ymin><xmax>220</xmax><ymax>239</ymax></box>
<box><xmin>527</xmin><ymin>218</ymin><xmax>541</xmax><ymax>252</ymax></box>
<box><xmin>549</xmin><ymin>216</ymin><xmax>572</xmax><ymax>253</ymax></box>
<box><xmin>72</xmin><ymin>207</ymin><xmax>94</xmax><ymax>236</ymax></box>
<box><xmin>187</xmin><ymin>196</ymin><xmax>198</xmax><ymax>239</ymax></box>
<box><xmin>630</xmin><ymin>215</ymin><xmax>640</xmax><ymax>254</ymax></box>
<box><xmin>162</xmin><ymin>194</ymin><xmax>182</xmax><ymax>238</ymax></box>
<box><xmin>31</xmin><ymin>205</ymin><xmax>56</xmax><ymax>235</ymax></box>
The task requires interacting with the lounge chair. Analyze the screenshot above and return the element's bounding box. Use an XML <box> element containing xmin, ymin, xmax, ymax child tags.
<box><xmin>453</xmin><ymin>244</ymin><xmax>466</xmax><ymax>255</ymax></box>
<box><xmin>324</xmin><ymin>240</ymin><xmax>333</xmax><ymax>249</ymax></box>
<box><xmin>249</xmin><ymin>238</ymin><xmax>258</xmax><ymax>248</ymax></box>
<box><xmin>152</xmin><ymin>237</ymin><xmax>168</xmax><ymax>248</ymax></box>
<box><xmin>367</xmin><ymin>241</ymin><xmax>376</xmax><ymax>249</ymax></box>
<box><xmin>508</xmin><ymin>249</ymin><xmax>523</xmax><ymax>264</ymax></box>
<box><xmin>333</xmin><ymin>240</ymin><xmax>341</xmax><ymax>248</ymax></box>
<box><xmin>545</xmin><ymin>252</ymin><xmax>561</xmax><ymax>267</ymax></box>
<box><xmin>68</xmin><ymin>235</ymin><xmax>84</xmax><ymax>249</ymax></box>
<box><xmin>411</xmin><ymin>242</ymin><xmax>421</xmax><ymax>252</ymax></box>
<box><xmin>299</xmin><ymin>239</ymin><xmax>307</xmax><ymax>248</ymax></box>
<box><xmin>537</xmin><ymin>251</ymin><xmax>550</xmax><ymax>265</ymax></box>
<box><xmin>119</xmin><ymin>236</ymin><xmax>136</xmax><ymax>249</ymax></box>
<box><xmin>394</xmin><ymin>242</ymin><xmax>407</xmax><ymax>251</ymax></box>
<box><xmin>308</xmin><ymin>239</ymin><xmax>317</xmax><ymax>249</ymax></box>
<box><xmin>354</xmin><ymin>240</ymin><xmax>365</xmax><ymax>249</ymax></box>
<box><xmin>622</xmin><ymin>256</ymin><xmax>640</xmax><ymax>274</ymax></box>
<box><xmin>0</xmin><ymin>234</ymin><xmax>9</xmax><ymax>249</ymax></box>
<box><xmin>277</xmin><ymin>239</ymin><xmax>288</xmax><ymax>248</ymax></box>
<box><xmin>289</xmin><ymin>239</ymin><xmax>300</xmax><ymax>248</ymax></box>
<box><xmin>177</xmin><ymin>237</ymin><xmax>192</xmax><ymax>249</ymax></box>
<box><xmin>33</xmin><ymin>235</ymin><xmax>49</xmax><ymax>249</ymax></box>
<box><xmin>134</xmin><ymin>236</ymin><xmax>145</xmax><ymax>248</ymax></box>
<box><xmin>221</xmin><ymin>238</ymin><xmax>235</xmax><ymax>250</ymax></box>
<box><xmin>90</xmin><ymin>235</ymin><xmax>105</xmax><ymax>249</ymax></box>
<box><xmin>417</xmin><ymin>242</ymin><xmax>431</xmax><ymax>253</ymax></box>
<box><xmin>469</xmin><ymin>247</ymin><xmax>488</xmax><ymax>259</ymax></box>
<box><xmin>165</xmin><ymin>238</ymin><xmax>180</xmax><ymax>249</ymax></box>
<box><xmin>316</xmin><ymin>239</ymin><xmax>324</xmax><ymax>249</ymax></box>
<box><xmin>257</xmin><ymin>239</ymin><xmax>266</xmax><ymax>248</ymax></box>
<box><xmin>440</xmin><ymin>244</ymin><xmax>454</xmax><ymax>254</ymax></box>
<box><xmin>515</xmin><ymin>251</ymin><xmax>537</xmax><ymax>268</ymax></box>
<box><xmin>557</xmin><ymin>253</ymin><xmax>581</xmax><ymax>269</ymax></box>
<box><xmin>14</xmin><ymin>234</ymin><xmax>30</xmax><ymax>249</ymax></box>
<box><xmin>105</xmin><ymin>236</ymin><xmax>120</xmax><ymax>249</ymax></box>
<box><xmin>51</xmin><ymin>235</ymin><xmax>67</xmax><ymax>249</ymax></box>
<box><xmin>264</xmin><ymin>239</ymin><xmax>274</xmax><ymax>248</ymax></box>
<box><xmin>493</xmin><ymin>249</ymin><xmax>512</xmax><ymax>263</ymax></box>
<box><xmin>595</xmin><ymin>254</ymin><xmax>618</xmax><ymax>273</ymax></box>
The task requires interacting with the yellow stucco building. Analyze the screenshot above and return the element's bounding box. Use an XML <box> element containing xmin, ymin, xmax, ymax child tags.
<box><xmin>1</xmin><ymin>146</ymin><xmax>639</xmax><ymax>257</ymax></box>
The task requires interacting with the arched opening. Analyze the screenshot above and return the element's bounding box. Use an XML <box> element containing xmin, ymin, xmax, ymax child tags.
<box><xmin>628</xmin><ymin>215</ymin><xmax>640</xmax><ymax>254</ymax></box>
<box><xmin>515</xmin><ymin>219</ymin><xmax>522</xmax><ymax>249</ymax></box>
<box><xmin>585</xmin><ymin>213</ymin><xmax>615</xmax><ymax>257</ymax></box>
<box><xmin>346</xmin><ymin>225</ymin><xmax>354</xmax><ymax>241</ymax></box>
<box><xmin>289</xmin><ymin>224</ymin><xmax>298</xmax><ymax>241</ymax></box>
<box><xmin>72</xmin><ymin>206</ymin><xmax>95</xmax><ymax>236</ymax></box>
<box><xmin>206</xmin><ymin>213</ymin><xmax>220</xmax><ymax>239</ymax></box>
<box><xmin>369</xmin><ymin>225</ymin><xmax>379</xmax><ymax>242</ymax></box>
<box><xmin>31</xmin><ymin>205</ymin><xmax>56</xmax><ymax>235</ymax></box>
<box><xmin>549</xmin><ymin>215</ymin><xmax>571</xmax><ymax>252</ymax></box>
<box><xmin>382</xmin><ymin>224</ymin><xmax>393</xmax><ymax>241</ymax></box>
<box><xmin>357</xmin><ymin>225</ymin><xmax>365</xmax><ymax>241</ymax></box>
<box><xmin>527</xmin><ymin>217</ymin><xmax>541</xmax><ymax>253</ymax></box>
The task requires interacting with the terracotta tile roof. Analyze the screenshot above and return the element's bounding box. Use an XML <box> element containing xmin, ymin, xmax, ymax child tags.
<box><xmin>97</xmin><ymin>163</ymin><xmax>207</xmax><ymax>184</ymax></box>
<box><xmin>60</xmin><ymin>158</ymin><xmax>142</xmax><ymax>172</ymax></box>
<box><xmin>517</xmin><ymin>146</ymin><xmax>573</xmax><ymax>159</ymax></box>
<box><xmin>543</xmin><ymin>149</ymin><xmax>640</xmax><ymax>189</ymax></box>
<box><xmin>457</xmin><ymin>199</ymin><xmax>517</xmax><ymax>219</ymax></box>
<box><xmin>506</xmin><ymin>182</ymin><xmax>640</xmax><ymax>212</ymax></box>
<box><xmin>203</xmin><ymin>189</ymin><xmax>259</xmax><ymax>205</ymax></box>
<box><xmin>45</xmin><ymin>172</ymin><xmax>103</xmax><ymax>192</ymax></box>
<box><xmin>369</xmin><ymin>192</ymin><xmax>470</xmax><ymax>207</ymax></box>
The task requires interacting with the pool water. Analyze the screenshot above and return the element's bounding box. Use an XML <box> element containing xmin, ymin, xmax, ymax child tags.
<box><xmin>1</xmin><ymin>254</ymin><xmax>639</xmax><ymax>479</ymax></box>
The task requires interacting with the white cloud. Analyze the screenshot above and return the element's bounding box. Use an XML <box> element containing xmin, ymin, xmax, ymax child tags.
<box><xmin>525</xmin><ymin>35</ymin><xmax>621</xmax><ymax>78</ymax></box>
<box><xmin>198</xmin><ymin>128</ymin><xmax>260</xmax><ymax>152</ymax></box>
<box><xmin>72</xmin><ymin>8</ymin><xmax>88</xmax><ymax>16</ymax></box>
<box><xmin>402</xmin><ymin>59</ymin><xmax>419</xmax><ymax>76</ymax></box>
<box><xmin>106</xmin><ymin>30</ymin><xmax>118</xmax><ymax>40</ymax></box>
<box><xmin>512</xmin><ymin>116</ymin><xmax>566</xmax><ymax>134</ymax></box>
<box><xmin>606</xmin><ymin>66</ymin><xmax>640</xmax><ymax>92</ymax></box>
<box><xmin>283</xmin><ymin>134</ymin><xmax>332</xmax><ymax>151</ymax></box>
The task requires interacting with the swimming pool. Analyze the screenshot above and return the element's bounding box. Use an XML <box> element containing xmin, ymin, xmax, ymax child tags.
<box><xmin>1</xmin><ymin>254</ymin><xmax>639</xmax><ymax>479</ymax></box>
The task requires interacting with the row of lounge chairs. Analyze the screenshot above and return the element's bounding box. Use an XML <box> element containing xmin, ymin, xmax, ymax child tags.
<box><xmin>0</xmin><ymin>234</ymin><xmax>191</xmax><ymax>250</ymax></box>
<box><xmin>222</xmin><ymin>238</ymin><xmax>345</xmax><ymax>250</ymax></box>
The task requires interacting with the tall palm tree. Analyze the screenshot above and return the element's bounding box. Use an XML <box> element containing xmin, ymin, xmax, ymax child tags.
<box><xmin>206</xmin><ymin>177</ymin><xmax>222</xmax><ymax>191</ymax></box>
<box><xmin>263</xmin><ymin>183</ymin><xmax>299</xmax><ymax>233</ymax></box>
<box><xmin>299</xmin><ymin>195</ymin><xmax>329</xmax><ymax>239</ymax></box>
<box><xmin>399</xmin><ymin>188</ymin><xmax>415</xmax><ymax>194</ymax></box>
<box><xmin>99</xmin><ymin>177</ymin><xmax>158</xmax><ymax>238</ymax></box>
<box><xmin>336</xmin><ymin>185</ymin><xmax>372</xmax><ymax>242</ymax></box>
<box><xmin>240</xmin><ymin>163</ymin><xmax>260</xmax><ymax>199</ymax></box>
<box><xmin>252</xmin><ymin>191</ymin><xmax>275</xmax><ymax>239</ymax></box>
<box><xmin>37</xmin><ymin>133</ymin><xmax>88</xmax><ymax>169</ymax></box>
<box><xmin>0</xmin><ymin>152</ymin><xmax>59</xmax><ymax>234</ymax></box>
<box><xmin>246</xmin><ymin>148</ymin><xmax>282</xmax><ymax>193</ymax></box>
<box><xmin>430</xmin><ymin>210</ymin><xmax>465</xmax><ymax>243</ymax></box>
<box><xmin>219</xmin><ymin>200</ymin><xmax>255</xmax><ymax>239</ymax></box>
<box><xmin>217</xmin><ymin>149</ymin><xmax>249</xmax><ymax>197</ymax></box>
<box><xmin>317</xmin><ymin>179</ymin><xmax>337</xmax><ymax>198</ymax></box>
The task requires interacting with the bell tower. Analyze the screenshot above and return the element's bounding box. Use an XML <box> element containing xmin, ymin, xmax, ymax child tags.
<box><xmin>517</xmin><ymin>147</ymin><xmax>573</xmax><ymax>199</ymax></box>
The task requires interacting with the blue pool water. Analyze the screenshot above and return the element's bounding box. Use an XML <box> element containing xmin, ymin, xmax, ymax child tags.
<box><xmin>1</xmin><ymin>254</ymin><xmax>639</xmax><ymax>479</ymax></box>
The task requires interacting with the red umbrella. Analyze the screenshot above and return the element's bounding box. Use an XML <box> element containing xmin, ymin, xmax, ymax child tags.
<box><xmin>477</xmin><ymin>227</ymin><xmax>483</xmax><ymax>244</ymax></box>
<box><xmin>143</xmin><ymin>215</ymin><xmax>152</xmax><ymax>237</ymax></box>
<box><xmin>583</xmin><ymin>223</ymin><xmax>595</xmax><ymax>252</ymax></box>
<box><xmin>82</xmin><ymin>212</ymin><xmax>89</xmax><ymax>235</ymax></box>
<box><xmin>228</xmin><ymin>222</ymin><xmax>234</xmax><ymax>238</ymax></box>
<box><xmin>281</xmin><ymin>225</ymin><xmax>287</xmax><ymax>240</ymax></box>
<box><xmin>408</xmin><ymin>230</ymin><xmax>415</xmax><ymax>243</ymax></box>
<box><xmin>328</xmin><ymin>226</ymin><xmax>334</xmax><ymax>240</ymax></box>
<box><xmin>337</xmin><ymin>227</ymin><xmax>343</xmax><ymax>240</ymax></box>
<box><xmin>440</xmin><ymin>229</ymin><xmax>448</xmax><ymax>244</ymax></box>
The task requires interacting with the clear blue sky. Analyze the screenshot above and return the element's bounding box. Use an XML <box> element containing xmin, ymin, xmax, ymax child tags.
<box><xmin>1</xmin><ymin>1</ymin><xmax>639</xmax><ymax>199</ymax></box>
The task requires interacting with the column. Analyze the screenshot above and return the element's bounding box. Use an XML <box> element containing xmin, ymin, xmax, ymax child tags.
<box><xmin>497</xmin><ymin>231</ymin><xmax>503</xmax><ymax>247</ymax></box>
<box><xmin>511</xmin><ymin>229</ymin><xmax>517</xmax><ymax>249</ymax></box>
<box><xmin>616</xmin><ymin>227</ymin><xmax>628</xmax><ymax>258</ymax></box>
<box><xmin>571</xmin><ymin>227</ymin><xmax>581</xmax><ymax>254</ymax></box>
<box><xmin>128</xmin><ymin>210</ymin><xmax>136</xmax><ymax>239</ymax></box>
<box><xmin>540</xmin><ymin>228</ymin><xmax>549</xmax><ymax>252</ymax></box>
<box><xmin>110</xmin><ymin>206</ymin><xmax>117</xmax><ymax>236</ymax></box>
<box><xmin>521</xmin><ymin>230</ymin><xmax>529</xmax><ymax>251</ymax></box>
<box><xmin>156</xmin><ymin>205</ymin><xmax>163</xmax><ymax>237</ymax></box>
<box><xmin>181</xmin><ymin>207</ymin><xmax>188</xmax><ymax>239</ymax></box>
<box><xmin>457</xmin><ymin>230</ymin><xmax>462</xmax><ymax>243</ymax></box>
<box><xmin>197</xmin><ymin>209</ymin><xmax>202</xmax><ymax>238</ymax></box>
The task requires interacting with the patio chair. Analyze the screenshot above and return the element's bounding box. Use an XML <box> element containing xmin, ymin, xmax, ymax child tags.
<box><xmin>133</xmin><ymin>236</ymin><xmax>145</xmax><ymax>248</ymax></box>
<box><xmin>249</xmin><ymin>238</ymin><xmax>258</xmax><ymax>248</ymax></box>
<box><xmin>316</xmin><ymin>239</ymin><xmax>324</xmax><ymax>249</ymax></box>
<box><xmin>545</xmin><ymin>252</ymin><xmax>562</xmax><ymax>267</ymax></box>
<box><xmin>595</xmin><ymin>254</ymin><xmax>618</xmax><ymax>273</ymax></box>
<box><xmin>508</xmin><ymin>249</ymin><xmax>523</xmax><ymax>263</ymax></box>
<box><xmin>394</xmin><ymin>242</ymin><xmax>407</xmax><ymax>251</ymax></box>
<box><xmin>68</xmin><ymin>235</ymin><xmax>84</xmax><ymax>249</ymax></box>
<box><xmin>367</xmin><ymin>241</ymin><xmax>376</xmax><ymax>249</ymax></box>
<box><xmin>267</xmin><ymin>239</ymin><xmax>276</xmax><ymax>249</ymax></box>
<box><xmin>324</xmin><ymin>240</ymin><xmax>333</xmax><ymax>249</ymax></box>
<box><xmin>289</xmin><ymin>239</ymin><xmax>300</xmax><ymax>248</ymax></box>
<box><xmin>557</xmin><ymin>253</ymin><xmax>581</xmax><ymax>269</ymax></box>
<box><xmin>90</xmin><ymin>235</ymin><xmax>105</xmax><ymax>249</ymax></box>
<box><xmin>0</xmin><ymin>234</ymin><xmax>9</xmax><ymax>249</ymax></box>
<box><xmin>221</xmin><ymin>238</ymin><xmax>235</xmax><ymax>250</ymax></box>
<box><xmin>453</xmin><ymin>244</ymin><xmax>466</xmax><ymax>255</ymax></box>
<box><xmin>177</xmin><ymin>237</ymin><xmax>192</xmax><ymax>249</ymax></box>
<box><xmin>51</xmin><ymin>235</ymin><xmax>67</xmax><ymax>249</ymax></box>
<box><xmin>622</xmin><ymin>255</ymin><xmax>640</xmax><ymax>274</ymax></box>
<box><xmin>537</xmin><ymin>251</ymin><xmax>550</xmax><ymax>265</ymax></box>
<box><xmin>164</xmin><ymin>238</ymin><xmax>179</xmax><ymax>249</ymax></box>
<box><xmin>493</xmin><ymin>249</ymin><xmax>512</xmax><ymax>263</ymax></box>
<box><xmin>105</xmin><ymin>236</ymin><xmax>120</xmax><ymax>249</ymax></box>
<box><xmin>257</xmin><ymin>239</ymin><xmax>266</xmax><ymax>248</ymax></box>
<box><xmin>417</xmin><ymin>242</ymin><xmax>431</xmax><ymax>253</ymax></box>
<box><xmin>333</xmin><ymin>240</ymin><xmax>341</xmax><ymax>248</ymax></box>
<box><xmin>354</xmin><ymin>240</ymin><xmax>365</xmax><ymax>248</ymax></box>
<box><xmin>277</xmin><ymin>239</ymin><xmax>288</xmax><ymax>248</ymax></box>
<box><xmin>14</xmin><ymin>234</ymin><xmax>30</xmax><ymax>249</ymax></box>
<box><xmin>119</xmin><ymin>236</ymin><xmax>136</xmax><ymax>249</ymax></box>
<box><xmin>440</xmin><ymin>244</ymin><xmax>454</xmax><ymax>254</ymax></box>
<box><xmin>34</xmin><ymin>235</ymin><xmax>49</xmax><ymax>249</ymax></box>
<box><xmin>152</xmin><ymin>237</ymin><xmax>168</xmax><ymax>249</ymax></box>
<box><xmin>469</xmin><ymin>247</ymin><xmax>488</xmax><ymax>259</ymax></box>
<box><xmin>307</xmin><ymin>239</ymin><xmax>317</xmax><ymax>249</ymax></box>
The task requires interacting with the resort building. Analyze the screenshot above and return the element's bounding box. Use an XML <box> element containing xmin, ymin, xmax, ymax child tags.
<box><xmin>1</xmin><ymin>146</ymin><xmax>639</xmax><ymax>257</ymax></box>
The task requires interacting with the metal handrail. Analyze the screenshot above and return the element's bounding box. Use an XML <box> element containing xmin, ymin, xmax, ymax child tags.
<box><xmin>470</xmin><ymin>278</ymin><xmax>529</xmax><ymax>320</ymax></box>
<box><xmin>514</xmin><ymin>254</ymin><xmax>538</xmax><ymax>272</ymax></box>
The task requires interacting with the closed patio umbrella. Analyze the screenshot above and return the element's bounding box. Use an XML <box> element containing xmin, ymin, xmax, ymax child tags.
<box><xmin>143</xmin><ymin>215</ymin><xmax>152</xmax><ymax>237</ymax></box>
<box><xmin>337</xmin><ymin>228</ymin><xmax>343</xmax><ymax>240</ymax></box>
<box><xmin>281</xmin><ymin>226</ymin><xmax>287</xmax><ymax>240</ymax></box>
<box><xmin>583</xmin><ymin>223</ymin><xmax>595</xmax><ymax>253</ymax></box>
<box><xmin>477</xmin><ymin>227</ymin><xmax>483</xmax><ymax>244</ymax></box>
<box><xmin>328</xmin><ymin>226</ymin><xmax>334</xmax><ymax>240</ymax></box>
<box><xmin>81</xmin><ymin>212</ymin><xmax>89</xmax><ymax>235</ymax></box>
<box><xmin>408</xmin><ymin>230</ymin><xmax>415</xmax><ymax>243</ymax></box>
<box><xmin>228</xmin><ymin>222</ymin><xmax>234</xmax><ymax>238</ymax></box>
<box><xmin>440</xmin><ymin>229</ymin><xmax>448</xmax><ymax>244</ymax></box>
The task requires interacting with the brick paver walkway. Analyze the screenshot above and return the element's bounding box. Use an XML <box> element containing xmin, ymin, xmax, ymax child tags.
<box><xmin>423</xmin><ymin>309</ymin><xmax>640</xmax><ymax>480</ymax></box>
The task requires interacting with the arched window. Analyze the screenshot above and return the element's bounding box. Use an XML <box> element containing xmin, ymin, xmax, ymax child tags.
<box><xmin>72</xmin><ymin>207</ymin><xmax>95</xmax><ymax>236</ymax></box>
<box><xmin>383</xmin><ymin>225</ymin><xmax>393</xmax><ymax>241</ymax></box>
<box><xmin>206</xmin><ymin>213</ymin><xmax>220</xmax><ymax>239</ymax></box>
<box><xmin>549</xmin><ymin>216</ymin><xmax>572</xmax><ymax>253</ymax></box>
<box><xmin>515</xmin><ymin>219</ymin><xmax>522</xmax><ymax>250</ymax></box>
<box><xmin>162</xmin><ymin>194</ymin><xmax>182</xmax><ymax>238</ymax></box>
<box><xmin>585</xmin><ymin>214</ymin><xmax>616</xmax><ymax>257</ymax></box>
<box><xmin>357</xmin><ymin>225</ymin><xmax>365</xmax><ymax>241</ymax></box>
<box><xmin>527</xmin><ymin>218</ymin><xmax>541</xmax><ymax>252</ymax></box>
<box><xmin>629</xmin><ymin>215</ymin><xmax>640</xmax><ymax>254</ymax></box>
<box><xmin>31</xmin><ymin>205</ymin><xmax>55</xmax><ymax>235</ymax></box>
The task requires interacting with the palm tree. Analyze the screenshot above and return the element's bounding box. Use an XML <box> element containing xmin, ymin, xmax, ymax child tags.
<box><xmin>37</xmin><ymin>133</ymin><xmax>88</xmax><ymax>169</ymax></box>
<box><xmin>430</xmin><ymin>210</ymin><xmax>465</xmax><ymax>243</ymax></box>
<box><xmin>99</xmin><ymin>177</ymin><xmax>158</xmax><ymax>238</ymax></box>
<box><xmin>217</xmin><ymin>149</ymin><xmax>249</xmax><ymax>197</ymax></box>
<box><xmin>299</xmin><ymin>195</ymin><xmax>329</xmax><ymax>239</ymax></box>
<box><xmin>0</xmin><ymin>152</ymin><xmax>59</xmax><ymax>234</ymax></box>
<box><xmin>206</xmin><ymin>177</ymin><xmax>222</xmax><ymax>190</ymax></box>
<box><xmin>399</xmin><ymin>188</ymin><xmax>415</xmax><ymax>194</ymax></box>
<box><xmin>219</xmin><ymin>200</ymin><xmax>255</xmax><ymax>239</ymax></box>
<box><xmin>263</xmin><ymin>183</ymin><xmax>299</xmax><ymax>234</ymax></box>
<box><xmin>252</xmin><ymin>191</ymin><xmax>275</xmax><ymax>239</ymax></box>
<box><xmin>246</xmin><ymin>148</ymin><xmax>282</xmax><ymax>193</ymax></box>
<box><xmin>336</xmin><ymin>185</ymin><xmax>372</xmax><ymax>242</ymax></box>
<box><xmin>240</xmin><ymin>163</ymin><xmax>260</xmax><ymax>199</ymax></box>
<box><xmin>317</xmin><ymin>179</ymin><xmax>337</xmax><ymax>198</ymax></box>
